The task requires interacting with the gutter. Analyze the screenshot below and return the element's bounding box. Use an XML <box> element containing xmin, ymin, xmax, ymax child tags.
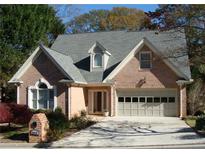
<box><xmin>176</xmin><ymin>79</ymin><xmax>194</xmax><ymax>85</ymax></box>
<box><xmin>8</xmin><ymin>80</ymin><xmax>23</xmax><ymax>84</ymax></box>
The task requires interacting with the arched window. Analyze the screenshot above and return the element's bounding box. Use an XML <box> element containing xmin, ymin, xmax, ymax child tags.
<box><xmin>38</xmin><ymin>83</ymin><xmax>47</xmax><ymax>89</ymax></box>
<box><xmin>29</xmin><ymin>79</ymin><xmax>56</xmax><ymax>110</ymax></box>
<box><xmin>94</xmin><ymin>53</ymin><xmax>102</xmax><ymax>67</ymax></box>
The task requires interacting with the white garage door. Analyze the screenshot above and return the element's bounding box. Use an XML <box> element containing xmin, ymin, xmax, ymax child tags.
<box><xmin>117</xmin><ymin>89</ymin><xmax>179</xmax><ymax>117</ymax></box>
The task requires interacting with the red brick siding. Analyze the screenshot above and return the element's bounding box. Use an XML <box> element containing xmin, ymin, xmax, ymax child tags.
<box><xmin>113</xmin><ymin>45</ymin><xmax>180</xmax><ymax>88</ymax></box>
<box><xmin>19</xmin><ymin>50</ymin><xmax>67</xmax><ymax>114</ymax></box>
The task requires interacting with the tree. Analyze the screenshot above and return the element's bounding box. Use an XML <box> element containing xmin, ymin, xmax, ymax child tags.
<box><xmin>67</xmin><ymin>7</ymin><xmax>152</xmax><ymax>33</ymax></box>
<box><xmin>146</xmin><ymin>5</ymin><xmax>205</xmax><ymax>62</ymax></box>
<box><xmin>147</xmin><ymin>5</ymin><xmax>205</xmax><ymax>114</ymax></box>
<box><xmin>0</xmin><ymin>5</ymin><xmax>66</xmax><ymax>102</ymax></box>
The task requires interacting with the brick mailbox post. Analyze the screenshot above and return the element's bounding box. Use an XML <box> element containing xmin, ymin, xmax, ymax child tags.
<box><xmin>29</xmin><ymin>113</ymin><xmax>49</xmax><ymax>143</ymax></box>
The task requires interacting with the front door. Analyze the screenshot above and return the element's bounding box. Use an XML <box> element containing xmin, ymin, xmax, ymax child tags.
<box><xmin>94</xmin><ymin>92</ymin><xmax>102</xmax><ymax>112</ymax></box>
<box><xmin>88</xmin><ymin>90</ymin><xmax>108</xmax><ymax>114</ymax></box>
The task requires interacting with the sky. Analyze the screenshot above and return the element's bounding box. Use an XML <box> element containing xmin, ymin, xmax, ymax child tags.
<box><xmin>57</xmin><ymin>4</ymin><xmax>159</xmax><ymax>23</ymax></box>
<box><xmin>78</xmin><ymin>4</ymin><xmax>159</xmax><ymax>13</ymax></box>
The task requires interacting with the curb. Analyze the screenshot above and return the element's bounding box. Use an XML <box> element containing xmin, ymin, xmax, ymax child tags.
<box><xmin>2</xmin><ymin>142</ymin><xmax>205</xmax><ymax>149</ymax></box>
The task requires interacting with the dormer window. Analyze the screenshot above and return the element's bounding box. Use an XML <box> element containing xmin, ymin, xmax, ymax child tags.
<box><xmin>139</xmin><ymin>52</ymin><xmax>152</xmax><ymax>69</ymax></box>
<box><xmin>88</xmin><ymin>41</ymin><xmax>111</xmax><ymax>72</ymax></box>
<box><xmin>94</xmin><ymin>53</ymin><xmax>103</xmax><ymax>67</ymax></box>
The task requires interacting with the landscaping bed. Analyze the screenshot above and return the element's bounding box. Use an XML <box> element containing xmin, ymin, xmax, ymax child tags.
<box><xmin>0</xmin><ymin>106</ymin><xmax>96</xmax><ymax>143</ymax></box>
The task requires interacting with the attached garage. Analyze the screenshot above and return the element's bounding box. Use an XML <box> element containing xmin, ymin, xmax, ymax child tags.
<box><xmin>117</xmin><ymin>89</ymin><xmax>179</xmax><ymax>117</ymax></box>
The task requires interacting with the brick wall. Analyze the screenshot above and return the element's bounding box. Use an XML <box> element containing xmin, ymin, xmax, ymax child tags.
<box><xmin>113</xmin><ymin>45</ymin><xmax>180</xmax><ymax>89</ymax></box>
<box><xmin>19</xmin><ymin>50</ymin><xmax>67</xmax><ymax>114</ymax></box>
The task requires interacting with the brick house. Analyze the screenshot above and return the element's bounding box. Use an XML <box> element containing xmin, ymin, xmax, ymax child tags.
<box><xmin>9</xmin><ymin>30</ymin><xmax>193</xmax><ymax>119</ymax></box>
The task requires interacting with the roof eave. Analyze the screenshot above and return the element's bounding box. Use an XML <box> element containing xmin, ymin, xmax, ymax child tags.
<box><xmin>176</xmin><ymin>79</ymin><xmax>194</xmax><ymax>85</ymax></box>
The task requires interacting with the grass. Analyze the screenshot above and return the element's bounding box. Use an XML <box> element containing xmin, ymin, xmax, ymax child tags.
<box><xmin>0</xmin><ymin>124</ymin><xmax>28</xmax><ymax>142</ymax></box>
<box><xmin>3</xmin><ymin>127</ymin><xmax>28</xmax><ymax>138</ymax></box>
<box><xmin>185</xmin><ymin>116</ymin><xmax>205</xmax><ymax>136</ymax></box>
<box><xmin>185</xmin><ymin>117</ymin><xmax>196</xmax><ymax>128</ymax></box>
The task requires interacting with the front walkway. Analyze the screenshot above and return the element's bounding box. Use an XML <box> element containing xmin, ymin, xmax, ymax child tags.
<box><xmin>50</xmin><ymin>117</ymin><xmax>205</xmax><ymax>148</ymax></box>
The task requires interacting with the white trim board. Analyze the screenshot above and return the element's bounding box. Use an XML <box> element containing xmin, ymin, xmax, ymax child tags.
<box><xmin>103</xmin><ymin>38</ymin><xmax>188</xmax><ymax>83</ymax></box>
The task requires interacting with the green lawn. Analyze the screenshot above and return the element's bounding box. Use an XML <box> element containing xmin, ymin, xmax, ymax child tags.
<box><xmin>0</xmin><ymin>124</ymin><xmax>28</xmax><ymax>143</ymax></box>
<box><xmin>185</xmin><ymin>117</ymin><xmax>196</xmax><ymax>128</ymax></box>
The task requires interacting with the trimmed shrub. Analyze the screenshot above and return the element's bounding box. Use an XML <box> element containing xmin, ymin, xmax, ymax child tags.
<box><xmin>70</xmin><ymin>111</ymin><xmax>96</xmax><ymax>130</ymax></box>
<box><xmin>46</xmin><ymin>109</ymin><xmax>69</xmax><ymax>131</ymax></box>
<box><xmin>196</xmin><ymin>115</ymin><xmax>205</xmax><ymax>131</ymax></box>
<box><xmin>80</xmin><ymin>110</ymin><xmax>87</xmax><ymax>117</ymax></box>
<box><xmin>7</xmin><ymin>103</ymin><xmax>33</xmax><ymax>125</ymax></box>
<box><xmin>54</xmin><ymin>107</ymin><xmax>63</xmax><ymax>113</ymax></box>
<box><xmin>32</xmin><ymin>107</ymin><xmax>70</xmax><ymax>141</ymax></box>
<box><xmin>0</xmin><ymin>103</ymin><xmax>13</xmax><ymax>124</ymax></box>
<box><xmin>194</xmin><ymin>110</ymin><xmax>205</xmax><ymax>116</ymax></box>
<box><xmin>30</xmin><ymin>108</ymin><xmax>51</xmax><ymax>114</ymax></box>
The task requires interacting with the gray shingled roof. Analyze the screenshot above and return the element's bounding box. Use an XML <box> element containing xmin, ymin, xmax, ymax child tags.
<box><xmin>51</xmin><ymin>30</ymin><xmax>191</xmax><ymax>82</ymax></box>
<box><xmin>40</xmin><ymin>45</ymin><xmax>86</xmax><ymax>83</ymax></box>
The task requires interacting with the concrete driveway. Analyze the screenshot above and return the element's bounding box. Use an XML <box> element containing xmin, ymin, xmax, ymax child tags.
<box><xmin>51</xmin><ymin>117</ymin><xmax>205</xmax><ymax>148</ymax></box>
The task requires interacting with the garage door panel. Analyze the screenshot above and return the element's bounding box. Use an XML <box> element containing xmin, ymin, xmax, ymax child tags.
<box><xmin>138</xmin><ymin>110</ymin><xmax>146</xmax><ymax>116</ymax></box>
<box><xmin>124</xmin><ymin>103</ymin><xmax>131</xmax><ymax>109</ymax></box>
<box><xmin>117</xmin><ymin>89</ymin><xmax>178</xmax><ymax>117</ymax></box>
<box><xmin>124</xmin><ymin>109</ymin><xmax>131</xmax><ymax>116</ymax></box>
<box><xmin>164</xmin><ymin>109</ymin><xmax>176</xmax><ymax>117</ymax></box>
<box><xmin>118</xmin><ymin>109</ymin><xmax>124</xmax><ymax>116</ymax></box>
<box><xmin>138</xmin><ymin>103</ymin><xmax>146</xmax><ymax>109</ymax></box>
<box><xmin>131</xmin><ymin>103</ymin><xmax>138</xmax><ymax>109</ymax></box>
<box><xmin>153</xmin><ymin>103</ymin><xmax>160</xmax><ymax>110</ymax></box>
<box><xmin>147</xmin><ymin>103</ymin><xmax>154</xmax><ymax>110</ymax></box>
<box><xmin>153</xmin><ymin>110</ymin><xmax>160</xmax><ymax>116</ymax></box>
<box><xmin>118</xmin><ymin>103</ymin><xmax>124</xmax><ymax>109</ymax></box>
<box><xmin>146</xmin><ymin>110</ymin><xmax>153</xmax><ymax>116</ymax></box>
<box><xmin>131</xmin><ymin>109</ymin><xmax>138</xmax><ymax>116</ymax></box>
<box><xmin>164</xmin><ymin>103</ymin><xmax>176</xmax><ymax>110</ymax></box>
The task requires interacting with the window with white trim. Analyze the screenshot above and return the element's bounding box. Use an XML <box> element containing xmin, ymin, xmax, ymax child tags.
<box><xmin>93</xmin><ymin>53</ymin><xmax>103</xmax><ymax>67</ymax></box>
<box><xmin>140</xmin><ymin>52</ymin><xmax>152</xmax><ymax>69</ymax></box>
<box><xmin>29</xmin><ymin>79</ymin><xmax>56</xmax><ymax>110</ymax></box>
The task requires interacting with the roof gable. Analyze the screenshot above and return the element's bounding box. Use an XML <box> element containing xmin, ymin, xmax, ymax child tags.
<box><xmin>9</xmin><ymin>44</ymin><xmax>86</xmax><ymax>84</ymax></box>
<box><xmin>103</xmin><ymin>38</ymin><xmax>189</xmax><ymax>82</ymax></box>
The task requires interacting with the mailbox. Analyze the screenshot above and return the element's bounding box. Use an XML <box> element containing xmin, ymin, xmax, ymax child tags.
<box><xmin>29</xmin><ymin>113</ymin><xmax>49</xmax><ymax>143</ymax></box>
